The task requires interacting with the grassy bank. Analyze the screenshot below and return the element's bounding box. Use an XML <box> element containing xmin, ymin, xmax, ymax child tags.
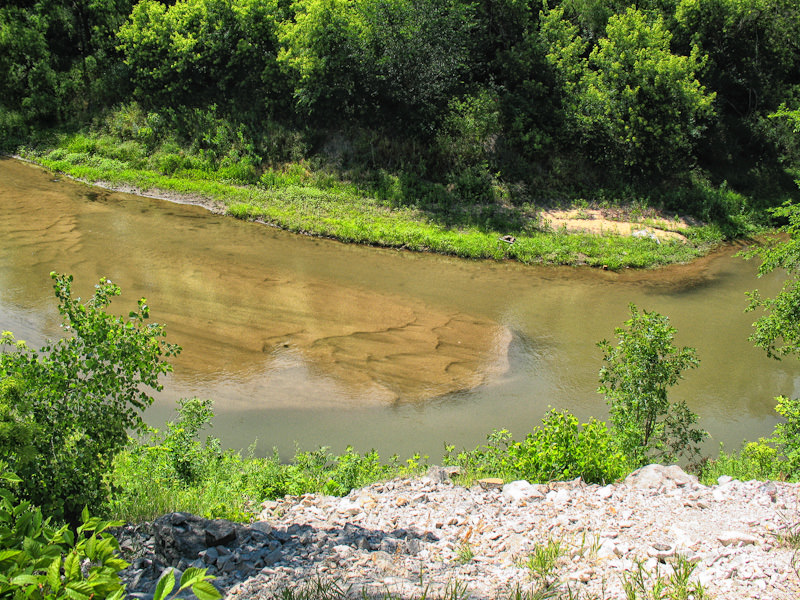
<box><xmin>107</xmin><ymin>398</ymin><xmax>798</xmax><ymax>526</ymax></box>
<box><xmin>14</xmin><ymin>127</ymin><xmax>753</xmax><ymax>269</ymax></box>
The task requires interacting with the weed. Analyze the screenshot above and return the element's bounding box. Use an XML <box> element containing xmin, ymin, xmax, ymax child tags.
<box><xmin>271</xmin><ymin>576</ymin><xmax>471</xmax><ymax>600</ymax></box>
<box><xmin>271</xmin><ymin>576</ymin><xmax>349</xmax><ymax>599</ymax></box>
<box><xmin>574</xmin><ymin>530</ymin><xmax>602</xmax><ymax>560</ymax></box>
<box><xmin>506</xmin><ymin>581</ymin><xmax>561</xmax><ymax>599</ymax></box>
<box><xmin>620</xmin><ymin>556</ymin><xmax>708</xmax><ymax>600</ymax></box>
<box><xmin>455</xmin><ymin>541</ymin><xmax>475</xmax><ymax>564</ymax></box>
<box><xmin>524</xmin><ymin>538</ymin><xmax>564</xmax><ymax>583</ymax></box>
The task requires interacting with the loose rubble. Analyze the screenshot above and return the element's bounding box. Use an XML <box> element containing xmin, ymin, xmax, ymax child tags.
<box><xmin>117</xmin><ymin>464</ymin><xmax>800</xmax><ymax>599</ymax></box>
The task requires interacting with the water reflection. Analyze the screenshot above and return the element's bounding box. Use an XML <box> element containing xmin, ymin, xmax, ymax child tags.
<box><xmin>0</xmin><ymin>157</ymin><xmax>796</xmax><ymax>458</ymax></box>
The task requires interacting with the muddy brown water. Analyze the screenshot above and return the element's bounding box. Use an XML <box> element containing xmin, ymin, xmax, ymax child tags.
<box><xmin>1</xmin><ymin>157</ymin><xmax>797</xmax><ymax>459</ymax></box>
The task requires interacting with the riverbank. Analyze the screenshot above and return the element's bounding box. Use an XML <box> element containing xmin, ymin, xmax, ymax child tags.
<box><xmin>11</xmin><ymin>144</ymin><xmax>730</xmax><ymax>269</ymax></box>
<box><xmin>117</xmin><ymin>464</ymin><xmax>800</xmax><ymax>600</ymax></box>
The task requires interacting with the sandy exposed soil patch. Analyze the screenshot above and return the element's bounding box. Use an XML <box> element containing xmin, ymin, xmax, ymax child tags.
<box><xmin>540</xmin><ymin>207</ymin><xmax>696</xmax><ymax>242</ymax></box>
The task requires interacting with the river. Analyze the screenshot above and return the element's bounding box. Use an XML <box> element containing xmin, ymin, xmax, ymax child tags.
<box><xmin>1</xmin><ymin>157</ymin><xmax>797</xmax><ymax>459</ymax></box>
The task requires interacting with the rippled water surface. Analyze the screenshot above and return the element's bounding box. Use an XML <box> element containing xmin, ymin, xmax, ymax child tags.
<box><xmin>1</xmin><ymin>157</ymin><xmax>796</xmax><ymax>458</ymax></box>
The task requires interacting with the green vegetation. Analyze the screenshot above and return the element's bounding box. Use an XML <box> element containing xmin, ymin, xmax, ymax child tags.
<box><xmin>19</xmin><ymin>130</ymin><xmax>711</xmax><ymax>269</ymax></box>
<box><xmin>443</xmin><ymin>410</ymin><xmax>627</xmax><ymax>485</ymax></box>
<box><xmin>701</xmin><ymin>189</ymin><xmax>800</xmax><ymax>483</ymax></box>
<box><xmin>108</xmin><ymin>398</ymin><xmax>425</xmax><ymax>522</ymax></box>
<box><xmin>0</xmin><ymin>273</ymin><xmax>179</xmax><ymax>524</ymax></box>
<box><xmin>598</xmin><ymin>305</ymin><xmax>706</xmax><ymax>467</ymax></box>
<box><xmin>620</xmin><ymin>555</ymin><xmax>708</xmax><ymax>600</ymax></box>
<box><xmin>4</xmin><ymin>0</ymin><xmax>800</xmax><ymax>267</ymax></box>
<box><xmin>0</xmin><ymin>464</ymin><xmax>220</xmax><ymax>600</ymax></box>
<box><xmin>0</xmin><ymin>467</ymin><xmax>128</xmax><ymax>600</ymax></box>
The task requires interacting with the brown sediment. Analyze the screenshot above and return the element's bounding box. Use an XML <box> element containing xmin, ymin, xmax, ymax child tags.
<box><xmin>540</xmin><ymin>207</ymin><xmax>693</xmax><ymax>242</ymax></box>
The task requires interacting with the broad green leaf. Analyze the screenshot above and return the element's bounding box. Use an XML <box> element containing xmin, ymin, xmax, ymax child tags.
<box><xmin>179</xmin><ymin>567</ymin><xmax>204</xmax><ymax>589</ymax></box>
<box><xmin>64</xmin><ymin>552</ymin><xmax>80</xmax><ymax>581</ymax></box>
<box><xmin>46</xmin><ymin>556</ymin><xmax>62</xmax><ymax>592</ymax></box>
<box><xmin>0</xmin><ymin>549</ymin><xmax>22</xmax><ymax>564</ymax></box>
<box><xmin>192</xmin><ymin>580</ymin><xmax>222</xmax><ymax>600</ymax></box>
<box><xmin>10</xmin><ymin>574</ymin><xmax>42</xmax><ymax>586</ymax></box>
<box><xmin>153</xmin><ymin>570</ymin><xmax>175</xmax><ymax>600</ymax></box>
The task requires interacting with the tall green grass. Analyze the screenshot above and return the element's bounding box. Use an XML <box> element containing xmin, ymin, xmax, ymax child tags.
<box><xmin>17</xmin><ymin>128</ymin><xmax>722</xmax><ymax>270</ymax></box>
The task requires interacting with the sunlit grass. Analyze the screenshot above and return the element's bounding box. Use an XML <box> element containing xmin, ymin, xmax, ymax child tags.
<box><xmin>23</xmin><ymin>136</ymin><xmax>714</xmax><ymax>269</ymax></box>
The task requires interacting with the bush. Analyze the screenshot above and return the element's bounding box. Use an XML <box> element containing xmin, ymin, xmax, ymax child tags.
<box><xmin>109</xmin><ymin>399</ymin><xmax>411</xmax><ymax>523</ymax></box>
<box><xmin>598</xmin><ymin>304</ymin><xmax>706</xmax><ymax>467</ymax></box>
<box><xmin>0</xmin><ymin>464</ymin><xmax>129</xmax><ymax>600</ymax></box>
<box><xmin>444</xmin><ymin>409</ymin><xmax>627</xmax><ymax>484</ymax></box>
<box><xmin>701</xmin><ymin>439</ymin><xmax>781</xmax><ymax>484</ymax></box>
<box><xmin>0</xmin><ymin>273</ymin><xmax>179</xmax><ymax>524</ymax></box>
<box><xmin>773</xmin><ymin>395</ymin><xmax>800</xmax><ymax>477</ymax></box>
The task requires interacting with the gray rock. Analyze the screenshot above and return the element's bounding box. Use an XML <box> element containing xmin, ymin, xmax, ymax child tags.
<box><xmin>625</xmin><ymin>464</ymin><xmax>698</xmax><ymax>489</ymax></box>
<box><xmin>423</xmin><ymin>466</ymin><xmax>451</xmax><ymax>484</ymax></box>
<box><xmin>250</xmin><ymin>521</ymin><xmax>274</xmax><ymax>536</ymax></box>
<box><xmin>152</xmin><ymin>513</ymin><xmax>244</xmax><ymax>564</ymax></box>
<box><xmin>201</xmin><ymin>546</ymin><xmax>219</xmax><ymax>564</ymax></box>
<box><xmin>262</xmin><ymin>549</ymin><xmax>283</xmax><ymax>566</ymax></box>
<box><xmin>758</xmin><ymin>481</ymin><xmax>778</xmax><ymax>501</ymax></box>
<box><xmin>503</xmin><ymin>480</ymin><xmax>542</xmax><ymax>502</ymax></box>
<box><xmin>718</xmin><ymin>531</ymin><xmax>759</xmax><ymax>547</ymax></box>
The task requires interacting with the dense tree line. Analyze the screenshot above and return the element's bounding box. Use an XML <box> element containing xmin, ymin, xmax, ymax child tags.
<box><xmin>2</xmin><ymin>0</ymin><xmax>799</xmax><ymax>209</ymax></box>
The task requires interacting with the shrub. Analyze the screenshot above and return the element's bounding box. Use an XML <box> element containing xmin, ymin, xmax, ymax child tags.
<box><xmin>773</xmin><ymin>395</ymin><xmax>800</xmax><ymax>477</ymax></box>
<box><xmin>0</xmin><ymin>273</ymin><xmax>179</xmax><ymax>523</ymax></box>
<box><xmin>701</xmin><ymin>439</ymin><xmax>781</xmax><ymax>484</ymax></box>
<box><xmin>598</xmin><ymin>304</ymin><xmax>705</xmax><ymax>467</ymax></box>
<box><xmin>444</xmin><ymin>409</ymin><xmax>627</xmax><ymax>484</ymax></box>
<box><xmin>0</xmin><ymin>464</ymin><xmax>128</xmax><ymax>600</ymax></box>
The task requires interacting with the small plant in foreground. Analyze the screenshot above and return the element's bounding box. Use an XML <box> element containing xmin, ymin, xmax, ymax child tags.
<box><xmin>455</xmin><ymin>541</ymin><xmax>474</xmax><ymax>564</ymax></box>
<box><xmin>0</xmin><ymin>464</ymin><xmax>127</xmax><ymax>600</ymax></box>
<box><xmin>153</xmin><ymin>567</ymin><xmax>220</xmax><ymax>600</ymax></box>
<box><xmin>523</xmin><ymin>538</ymin><xmax>564</xmax><ymax>584</ymax></box>
<box><xmin>620</xmin><ymin>555</ymin><xmax>708</xmax><ymax>600</ymax></box>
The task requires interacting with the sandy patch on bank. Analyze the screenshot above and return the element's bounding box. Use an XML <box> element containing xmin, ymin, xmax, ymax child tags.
<box><xmin>540</xmin><ymin>207</ymin><xmax>695</xmax><ymax>242</ymax></box>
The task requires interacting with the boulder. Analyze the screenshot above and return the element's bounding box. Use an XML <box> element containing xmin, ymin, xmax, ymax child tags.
<box><xmin>152</xmin><ymin>513</ymin><xmax>245</xmax><ymax>564</ymax></box>
<box><xmin>624</xmin><ymin>464</ymin><xmax>698</xmax><ymax>490</ymax></box>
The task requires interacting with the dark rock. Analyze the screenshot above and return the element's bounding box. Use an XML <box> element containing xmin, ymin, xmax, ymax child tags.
<box><xmin>152</xmin><ymin>514</ymin><xmax>207</xmax><ymax>563</ymax></box>
<box><xmin>263</xmin><ymin>549</ymin><xmax>283</xmax><ymax>566</ymax></box>
<box><xmin>201</xmin><ymin>547</ymin><xmax>219</xmax><ymax>564</ymax></box>
<box><xmin>204</xmin><ymin>520</ymin><xmax>238</xmax><ymax>547</ymax></box>
<box><xmin>216</xmin><ymin>555</ymin><xmax>234</xmax><ymax>571</ymax></box>
<box><xmin>357</xmin><ymin>537</ymin><xmax>371</xmax><ymax>550</ymax></box>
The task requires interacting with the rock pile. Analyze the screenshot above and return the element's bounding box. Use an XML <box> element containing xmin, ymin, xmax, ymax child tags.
<box><xmin>117</xmin><ymin>465</ymin><xmax>800</xmax><ymax>599</ymax></box>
